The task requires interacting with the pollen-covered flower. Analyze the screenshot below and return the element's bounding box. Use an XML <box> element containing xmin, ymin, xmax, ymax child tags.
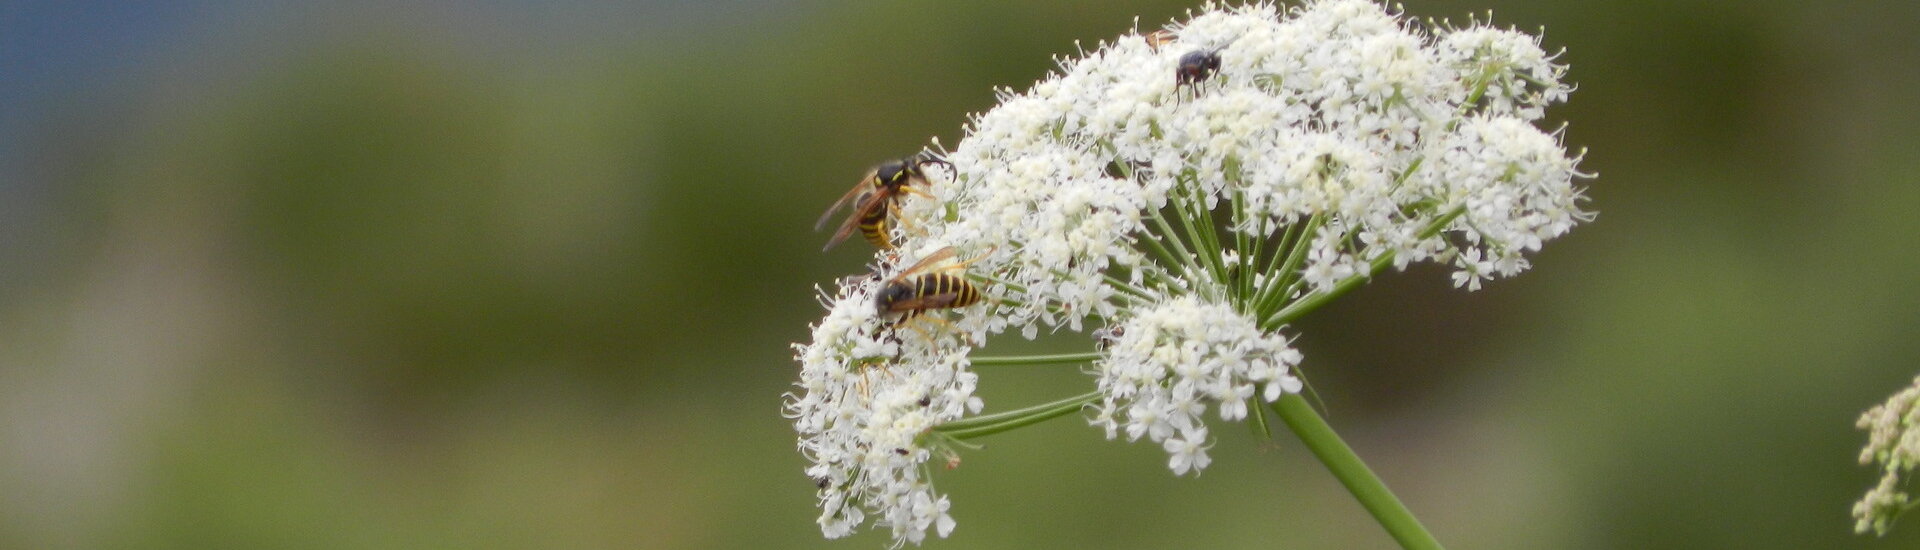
<box><xmin>792</xmin><ymin>0</ymin><xmax>1589</xmax><ymax>544</ymax></box>
<box><xmin>1854</xmin><ymin>375</ymin><xmax>1920</xmax><ymax>535</ymax></box>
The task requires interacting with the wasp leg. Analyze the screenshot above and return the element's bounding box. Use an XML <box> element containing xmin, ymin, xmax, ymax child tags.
<box><xmin>918</xmin><ymin>316</ymin><xmax>963</xmax><ymax>343</ymax></box>
<box><xmin>896</xmin><ymin>210</ymin><xmax>921</xmax><ymax>234</ymax></box>
<box><xmin>897</xmin><ymin>314</ymin><xmax>971</xmax><ymax>346</ymax></box>
<box><xmin>902</xmin><ymin>319</ymin><xmax>939</xmax><ymax>345</ymax></box>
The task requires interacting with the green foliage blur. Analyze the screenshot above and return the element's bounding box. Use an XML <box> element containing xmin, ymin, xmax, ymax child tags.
<box><xmin>6</xmin><ymin>1</ymin><xmax>1920</xmax><ymax>548</ymax></box>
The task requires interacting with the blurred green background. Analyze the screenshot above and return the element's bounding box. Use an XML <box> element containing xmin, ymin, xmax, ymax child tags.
<box><xmin>5</xmin><ymin>0</ymin><xmax>1919</xmax><ymax>548</ymax></box>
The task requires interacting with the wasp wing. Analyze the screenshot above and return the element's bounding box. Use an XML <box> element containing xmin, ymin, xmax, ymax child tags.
<box><xmin>1145</xmin><ymin>29</ymin><xmax>1176</xmax><ymax>49</ymax></box>
<box><xmin>880</xmin><ymin>291</ymin><xmax>967</xmax><ymax>314</ymax></box>
<box><xmin>886</xmin><ymin>247</ymin><xmax>957</xmax><ymax>283</ymax></box>
<box><xmin>821</xmin><ymin>189</ymin><xmax>893</xmax><ymax>251</ymax></box>
<box><xmin>814</xmin><ymin>168</ymin><xmax>879</xmax><ymax>231</ymax></box>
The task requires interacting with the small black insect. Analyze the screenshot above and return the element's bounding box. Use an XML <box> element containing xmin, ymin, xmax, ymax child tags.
<box><xmin>1095</xmin><ymin>325</ymin><xmax>1126</xmax><ymax>351</ymax></box>
<box><xmin>1175</xmin><ymin>49</ymin><xmax>1223</xmax><ymax>94</ymax></box>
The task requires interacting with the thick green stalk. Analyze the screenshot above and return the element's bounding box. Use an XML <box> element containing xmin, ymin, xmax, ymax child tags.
<box><xmin>1271</xmin><ymin>395</ymin><xmax>1444</xmax><ymax>550</ymax></box>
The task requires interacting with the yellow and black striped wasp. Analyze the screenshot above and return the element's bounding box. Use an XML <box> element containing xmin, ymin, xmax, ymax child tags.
<box><xmin>815</xmin><ymin>153</ymin><xmax>951</xmax><ymax>251</ymax></box>
<box><xmin>873</xmin><ymin>247</ymin><xmax>992</xmax><ymax>340</ymax></box>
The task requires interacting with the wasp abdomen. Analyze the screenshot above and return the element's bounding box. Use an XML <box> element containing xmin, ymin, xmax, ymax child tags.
<box><xmin>877</xmin><ymin>272</ymin><xmax>981</xmax><ymax>321</ymax></box>
<box><xmin>914</xmin><ymin>273</ymin><xmax>980</xmax><ymax>309</ymax></box>
<box><xmin>858</xmin><ymin>203</ymin><xmax>893</xmax><ymax>250</ymax></box>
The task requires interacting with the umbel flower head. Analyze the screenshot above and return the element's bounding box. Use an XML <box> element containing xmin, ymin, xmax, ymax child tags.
<box><xmin>1854</xmin><ymin>375</ymin><xmax>1920</xmax><ymax>535</ymax></box>
<box><xmin>1090</xmin><ymin>297</ymin><xmax>1305</xmax><ymax>474</ymax></box>
<box><xmin>785</xmin><ymin>1</ymin><xmax>1590</xmax><ymax>545</ymax></box>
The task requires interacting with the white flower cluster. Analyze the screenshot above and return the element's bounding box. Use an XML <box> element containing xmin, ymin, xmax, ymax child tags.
<box><xmin>897</xmin><ymin>0</ymin><xmax>1589</xmax><ymax>306</ymax></box>
<box><xmin>1854</xmin><ymin>375</ymin><xmax>1920</xmax><ymax>535</ymax></box>
<box><xmin>1090</xmin><ymin>297</ymin><xmax>1304</xmax><ymax>474</ymax></box>
<box><xmin>790</xmin><ymin>1</ymin><xmax>1589</xmax><ymax>545</ymax></box>
<box><xmin>785</xmin><ymin>275</ymin><xmax>982</xmax><ymax>544</ymax></box>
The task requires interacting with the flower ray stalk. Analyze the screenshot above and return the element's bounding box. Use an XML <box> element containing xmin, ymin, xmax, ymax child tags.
<box><xmin>1173</xmin><ymin>176</ymin><xmax>1232</xmax><ymax>291</ymax></box>
<box><xmin>1148</xmin><ymin>208</ymin><xmax>1205</xmax><ymax>284</ymax></box>
<box><xmin>1265</xmin><ymin>208</ymin><xmax>1465</xmax><ymax>330</ymax></box>
<box><xmin>935</xmin><ymin>392</ymin><xmax>1102</xmax><ymax>439</ymax></box>
<box><xmin>969</xmin><ymin>352</ymin><xmax>1102</xmax><ymax>366</ymax></box>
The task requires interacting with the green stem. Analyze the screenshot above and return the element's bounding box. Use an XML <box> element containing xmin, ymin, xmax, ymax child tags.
<box><xmin>1446</xmin><ymin>67</ymin><xmax>1496</xmax><ymax>131</ymax></box>
<box><xmin>1271</xmin><ymin>394</ymin><xmax>1444</xmax><ymax>550</ymax></box>
<box><xmin>1252</xmin><ymin>215</ymin><xmax>1323</xmax><ymax>316</ymax></box>
<box><xmin>1232</xmin><ymin>190</ymin><xmax>1256</xmax><ymax>306</ymax></box>
<box><xmin>1258</xmin><ymin>218</ymin><xmax>1302</xmax><ymax>284</ymax></box>
<box><xmin>1124</xmin><ymin>261</ymin><xmax>1181</xmax><ymax>296</ymax></box>
<box><xmin>1148</xmin><ymin>209</ymin><xmax>1202</xmax><ymax>282</ymax></box>
<box><xmin>1041</xmin><ymin>268</ymin><xmax>1150</xmax><ymax>307</ymax></box>
<box><xmin>934</xmin><ymin>391</ymin><xmax>1100</xmax><ymax>439</ymax></box>
<box><xmin>970</xmin><ymin>272</ymin><xmax>1028</xmax><ymax>294</ymax></box>
<box><xmin>969</xmin><ymin>352</ymin><xmax>1102</xmax><ymax>366</ymax></box>
<box><xmin>1101</xmin><ymin>272</ymin><xmax>1158</xmax><ymax>301</ymax></box>
<box><xmin>1107</xmin><ymin>151</ymin><xmax>1192</xmax><ymax>294</ymax></box>
<box><xmin>1136</xmin><ymin>225</ymin><xmax>1193</xmax><ymax>281</ymax></box>
<box><xmin>1171</xmin><ymin>178</ymin><xmax>1230</xmax><ymax>292</ymax></box>
<box><xmin>1263</xmin><ymin>249</ymin><xmax>1390</xmax><ymax>330</ymax></box>
<box><xmin>1262</xmin><ymin>207</ymin><xmax>1464</xmax><ymax>330</ymax></box>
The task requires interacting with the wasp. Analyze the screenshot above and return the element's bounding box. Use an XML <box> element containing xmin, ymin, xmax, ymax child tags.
<box><xmin>874</xmin><ymin>247</ymin><xmax>991</xmax><ymax>327</ymax></box>
<box><xmin>815</xmin><ymin>153</ymin><xmax>951</xmax><ymax>251</ymax></box>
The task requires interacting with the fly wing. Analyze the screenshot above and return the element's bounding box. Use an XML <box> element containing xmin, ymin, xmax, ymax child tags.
<box><xmin>814</xmin><ymin>168</ymin><xmax>879</xmax><ymax>231</ymax></box>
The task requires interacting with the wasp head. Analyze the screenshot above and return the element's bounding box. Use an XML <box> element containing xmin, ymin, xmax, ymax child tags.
<box><xmin>874</xmin><ymin>280</ymin><xmax>915</xmax><ymax>317</ymax></box>
<box><xmin>875</xmin><ymin>158</ymin><xmax>912</xmax><ymax>188</ymax></box>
